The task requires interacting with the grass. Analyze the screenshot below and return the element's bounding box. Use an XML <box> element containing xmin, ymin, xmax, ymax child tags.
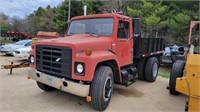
<box><xmin>0</xmin><ymin>37</ymin><xmax>14</xmax><ymax>44</ymax></box>
<box><xmin>158</xmin><ymin>64</ymin><xmax>171</xmax><ymax>78</ymax></box>
<box><xmin>194</xmin><ymin>46</ymin><xmax>200</xmax><ymax>53</ymax></box>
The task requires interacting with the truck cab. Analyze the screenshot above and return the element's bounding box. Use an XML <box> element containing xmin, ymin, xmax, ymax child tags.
<box><xmin>28</xmin><ymin>13</ymin><xmax>164</xmax><ymax>111</ymax></box>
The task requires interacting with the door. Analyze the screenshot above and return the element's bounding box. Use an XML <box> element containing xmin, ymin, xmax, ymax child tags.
<box><xmin>115</xmin><ymin>20</ymin><xmax>133</xmax><ymax>66</ymax></box>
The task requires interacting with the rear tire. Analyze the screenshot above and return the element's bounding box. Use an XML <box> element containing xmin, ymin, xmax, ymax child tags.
<box><xmin>137</xmin><ymin>59</ymin><xmax>146</xmax><ymax>80</ymax></box>
<box><xmin>36</xmin><ymin>81</ymin><xmax>54</xmax><ymax>91</ymax></box>
<box><xmin>90</xmin><ymin>66</ymin><xmax>113</xmax><ymax>111</ymax></box>
<box><xmin>145</xmin><ymin>57</ymin><xmax>159</xmax><ymax>82</ymax></box>
<box><xmin>169</xmin><ymin>61</ymin><xmax>185</xmax><ymax>95</ymax></box>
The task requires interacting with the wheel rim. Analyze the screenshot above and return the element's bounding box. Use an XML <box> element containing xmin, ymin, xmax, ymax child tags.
<box><xmin>103</xmin><ymin>76</ymin><xmax>112</xmax><ymax>102</ymax></box>
<box><xmin>152</xmin><ymin>63</ymin><xmax>158</xmax><ymax>77</ymax></box>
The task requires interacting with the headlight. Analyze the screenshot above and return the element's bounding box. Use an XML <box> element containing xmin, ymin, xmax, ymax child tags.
<box><xmin>15</xmin><ymin>51</ymin><xmax>20</xmax><ymax>54</ymax></box>
<box><xmin>77</xmin><ymin>64</ymin><xmax>83</xmax><ymax>73</ymax></box>
<box><xmin>75</xmin><ymin>62</ymin><xmax>85</xmax><ymax>75</ymax></box>
<box><xmin>29</xmin><ymin>55</ymin><xmax>34</xmax><ymax>64</ymax></box>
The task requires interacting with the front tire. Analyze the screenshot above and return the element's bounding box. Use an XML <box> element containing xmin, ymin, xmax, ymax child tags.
<box><xmin>36</xmin><ymin>81</ymin><xmax>54</xmax><ymax>91</ymax></box>
<box><xmin>169</xmin><ymin>61</ymin><xmax>185</xmax><ymax>95</ymax></box>
<box><xmin>145</xmin><ymin>57</ymin><xmax>159</xmax><ymax>82</ymax></box>
<box><xmin>90</xmin><ymin>66</ymin><xmax>113</xmax><ymax>111</ymax></box>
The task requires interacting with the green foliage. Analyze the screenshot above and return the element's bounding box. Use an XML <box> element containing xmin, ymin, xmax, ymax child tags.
<box><xmin>168</xmin><ymin>13</ymin><xmax>191</xmax><ymax>37</ymax></box>
<box><xmin>128</xmin><ymin>1</ymin><xmax>168</xmax><ymax>37</ymax></box>
<box><xmin>39</xmin><ymin>5</ymin><xmax>56</xmax><ymax>31</ymax></box>
<box><xmin>0</xmin><ymin>13</ymin><xmax>11</xmax><ymax>28</ymax></box>
<box><xmin>26</xmin><ymin>7</ymin><xmax>45</xmax><ymax>34</ymax></box>
<box><xmin>127</xmin><ymin>1</ymin><xmax>199</xmax><ymax>43</ymax></box>
<box><xmin>145</xmin><ymin>14</ymin><xmax>160</xmax><ymax>29</ymax></box>
<box><xmin>2</xmin><ymin>0</ymin><xmax>198</xmax><ymax>45</ymax></box>
<box><xmin>127</xmin><ymin>7</ymin><xmax>143</xmax><ymax>16</ymax></box>
<box><xmin>0</xmin><ymin>19</ymin><xmax>11</xmax><ymax>28</ymax></box>
<box><xmin>54</xmin><ymin>0</ymin><xmax>102</xmax><ymax>34</ymax></box>
<box><xmin>54</xmin><ymin>0</ymin><xmax>93</xmax><ymax>33</ymax></box>
<box><xmin>158</xmin><ymin>66</ymin><xmax>170</xmax><ymax>78</ymax></box>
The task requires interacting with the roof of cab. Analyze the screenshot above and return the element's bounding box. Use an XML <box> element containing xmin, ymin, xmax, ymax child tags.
<box><xmin>71</xmin><ymin>13</ymin><xmax>131</xmax><ymax>21</ymax></box>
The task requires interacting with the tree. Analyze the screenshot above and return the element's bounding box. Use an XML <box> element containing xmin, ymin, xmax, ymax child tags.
<box><xmin>39</xmin><ymin>5</ymin><xmax>56</xmax><ymax>31</ymax></box>
<box><xmin>99</xmin><ymin>0</ymin><xmax>126</xmax><ymax>13</ymax></box>
<box><xmin>0</xmin><ymin>13</ymin><xmax>11</xmax><ymax>28</ymax></box>
<box><xmin>127</xmin><ymin>1</ymin><xmax>168</xmax><ymax>38</ymax></box>
<box><xmin>10</xmin><ymin>16</ymin><xmax>22</xmax><ymax>31</ymax></box>
<box><xmin>26</xmin><ymin>7</ymin><xmax>45</xmax><ymax>34</ymax></box>
<box><xmin>162</xmin><ymin>1</ymin><xmax>199</xmax><ymax>44</ymax></box>
<box><xmin>168</xmin><ymin>13</ymin><xmax>191</xmax><ymax>39</ymax></box>
<box><xmin>54</xmin><ymin>0</ymin><xmax>103</xmax><ymax>34</ymax></box>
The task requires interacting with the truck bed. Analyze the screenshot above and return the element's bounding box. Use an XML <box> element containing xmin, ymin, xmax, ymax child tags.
<box><xmin>134</xmin><ymin>38</ymin><xmax>165</xmax><ymax>58</ymax></box>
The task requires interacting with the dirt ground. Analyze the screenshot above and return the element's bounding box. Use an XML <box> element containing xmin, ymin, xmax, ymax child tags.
<box><xmin>0</xmin><ymin>53</ymin><xmax>185</xmax><ymax>112</ymax></box>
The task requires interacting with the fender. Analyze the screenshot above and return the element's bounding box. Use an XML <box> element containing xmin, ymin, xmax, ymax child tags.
<box><xmin>72</xmin><ymin>50</ymin><xmax>120</xmax><ymax>81</ymax></box>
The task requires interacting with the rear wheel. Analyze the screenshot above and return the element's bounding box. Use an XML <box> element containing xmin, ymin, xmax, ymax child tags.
<box><xmin>169</xmin><ymin>61</ymin><xmax>185</xmax><ymax>95</ymax></box>
<box><xmin>36</xmin><ymin>81</ymin><xmax>54</xmax><ymax>91</ymax></box>
<box><xmin>90</xmin><ymin>66</ymin><xmax>113</xmax><ymax>111</ymax></box>
<box><xmin>137</xmin><ymin>59</ymin><xmax>146</xmax><ymax>80</ymax></box>
<box><xmin>145</xmin><ymin>57</ymin><xmax>159</xmax><ymax>82</ymax></box>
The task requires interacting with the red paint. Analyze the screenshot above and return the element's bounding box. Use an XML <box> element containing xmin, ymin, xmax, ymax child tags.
<box><xmin>30</xmin><ymin>14</ymin><xmax>134</xmax><ymax>82</ymax></box>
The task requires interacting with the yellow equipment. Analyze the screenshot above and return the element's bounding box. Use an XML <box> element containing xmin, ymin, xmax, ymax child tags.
<box><xmin>169</xmin><ymin>21</ymin><xmax>200</xmax><ymax>112</ymax></box>
<box><xmin>176</xmin><ymin>54</ymin><xmax>200</xmax><ymax>111</ymax></box>
<box><xmin>1</xmin><ymin>60</ymin><xmax>29</xmax><ymax>74</ymax></box>
<box><xmin>31</xmin><ymin>31</ymin><xmax>60</xmax><ymax>49</ymax></box>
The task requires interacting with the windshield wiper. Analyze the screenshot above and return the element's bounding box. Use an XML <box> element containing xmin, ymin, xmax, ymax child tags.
<box><xmin>67</xmin><ymin>32</ymin><xmax>77</xmax><ymax>35</ymax></box>
<box><xmin>85</xmin><ymin>32</ymin><xmax>98</xmax><ymax>37</ymax></box>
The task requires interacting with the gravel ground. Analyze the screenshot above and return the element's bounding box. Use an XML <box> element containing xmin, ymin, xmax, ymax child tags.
<box><xmin>0</xmin><ymin>53</ymin><xmax>185</xmax><ymax>112</ymax></box>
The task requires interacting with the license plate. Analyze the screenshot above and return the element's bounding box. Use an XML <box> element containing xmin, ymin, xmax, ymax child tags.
<box><xmin>47</xmin><ymin>76</ymin><xmax>55</xmax><ymax>84</ymax></box>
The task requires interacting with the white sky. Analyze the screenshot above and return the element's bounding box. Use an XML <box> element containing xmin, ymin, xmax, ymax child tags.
<box><xmin>0</xmin><ymin>0</ymin><xmax>63</xmax><ymax>18</ymax></box>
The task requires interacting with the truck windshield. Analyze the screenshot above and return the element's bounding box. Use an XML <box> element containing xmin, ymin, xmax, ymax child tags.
<box><xmin>67</xmin><ymin>18</ymin><xmax>114</xmax><ymax>36</ymax></box>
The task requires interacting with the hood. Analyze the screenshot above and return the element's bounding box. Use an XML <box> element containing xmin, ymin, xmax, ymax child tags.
<box><xmin>36</xmin><ymin>34</ymin><xmax>112</xmax><ymax>52</ymax></box>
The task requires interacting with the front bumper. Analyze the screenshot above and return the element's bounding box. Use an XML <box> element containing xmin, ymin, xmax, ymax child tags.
<box><xmin>28</xmin><ymin>68</ymin><xmax>90</xmax><ymax>97</ymax></box>
<box><xmin>0</xmin><ymin>50</ymin><xmax>11</xmax><ymax>54</ymax></box>
<box><xmin>13</xmin><ymin>52</ymin><xmax>30</xmax><ymax>58</ymax></box>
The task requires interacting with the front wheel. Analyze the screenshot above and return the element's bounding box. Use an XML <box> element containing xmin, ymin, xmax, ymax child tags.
<box><xmin>169</xmin><ymin>61</ymin><xmax>185</xmax><ymax>95</ymax></box>
<box><xmin>90</xmin><ymin>66</ymin><xmax>113</xmax><ymax>111</ymax></box>
<box><xmin>36</xmin><ymin>81</ymin><xmax>54</xmax><ymax>91</ymax></box>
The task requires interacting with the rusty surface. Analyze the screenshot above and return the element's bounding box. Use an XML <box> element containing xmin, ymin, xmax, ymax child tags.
<box><xmin>188</xmin><ymin>21</ymin><xmax>200</xmax><ymax>45</ymax></box>
<box><xmin>36</xmin><ymin>31</ymin><xmax>60</xmax><ymax>38</ymax></box>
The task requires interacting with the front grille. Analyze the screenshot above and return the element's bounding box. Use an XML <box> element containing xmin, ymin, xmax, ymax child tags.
<box><xmin>36</xmin><ymin>45</ymin><xmax>72</xmax><ymax>78</ymax></box>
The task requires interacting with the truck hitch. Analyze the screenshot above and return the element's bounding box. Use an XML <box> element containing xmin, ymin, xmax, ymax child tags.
<box><xmin>1</xmin><ymin>59</ymin><xmax>29</xmax><ymax>75</ymax></box>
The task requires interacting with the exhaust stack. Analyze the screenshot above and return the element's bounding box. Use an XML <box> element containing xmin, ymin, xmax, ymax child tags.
<box><xmin>84</xmin><ymin>5</ymin><xmax>87</xmax><ymax>16</ymax></box>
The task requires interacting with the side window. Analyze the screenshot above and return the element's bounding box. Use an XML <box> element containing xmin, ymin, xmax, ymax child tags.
<box><xmin>117</xmin><ymin>20</ymin><xmax>129</xmax><ymax>39</ymax></box>
<box><xmin>25</xmin><ymin>41</ymin><xmax>32</xmax><ymax>46</ymax></box>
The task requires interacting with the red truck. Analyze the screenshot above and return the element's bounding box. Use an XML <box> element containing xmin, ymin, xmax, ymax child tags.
<box><xmin>28</xmin><ymin>13</ymin><xmax>165</xmax><ymax>110</ymax></box>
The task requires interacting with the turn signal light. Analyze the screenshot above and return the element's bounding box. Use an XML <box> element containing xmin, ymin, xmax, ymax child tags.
<box><xmin>31</xmin><ymin>45</ymin><xmax>35</xmax><ymax>49</ymax></box>
<box><xmin>86</xmin><ymin>96</ymin><xmax>91</xmax><ymax>102</ymax></box>
<box><xmin>85</xmin><ymin>49</ymin><xmax>92</xmax><ymax>56</ymax></box>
